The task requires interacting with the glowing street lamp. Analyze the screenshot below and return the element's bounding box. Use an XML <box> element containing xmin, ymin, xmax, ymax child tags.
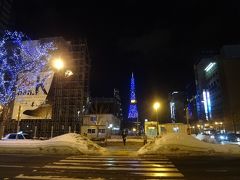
<box><xmin>153</xmin><ymin>102</ymin><xmax>160</xmax><ymax>122</ymax></box>
<box><xmin>153</xmin><ymin>102</ymin><xmax>160</xmax><ymax>110</ymax></box>
<box><xmin>52</xmin><ymin>58</ymin><xmax>64</xmax><ymax>71</ymax></box>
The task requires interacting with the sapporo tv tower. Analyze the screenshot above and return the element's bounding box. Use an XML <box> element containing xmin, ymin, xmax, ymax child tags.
<box><xmin>127</xmin><ymin>73</ymin><xmax>139</xmax><ymax>133</ymax></box>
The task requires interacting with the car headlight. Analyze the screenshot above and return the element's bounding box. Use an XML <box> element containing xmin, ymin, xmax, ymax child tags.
<box><xmin>220</xmin><ymin>135</ymin><xmax>225</xmax><ymax>140</ymax></box>
<box><xmin>237</xmin><ymin>137</ymin><xmax>240</xmax><ymax>142</ymax></box>
<box><xmin>210</xmin><ymin>135</ymin><xmax>215</xmax><ymax>139</ymax></box>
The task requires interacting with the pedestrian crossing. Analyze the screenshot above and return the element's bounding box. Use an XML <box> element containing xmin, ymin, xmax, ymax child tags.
<box><xmin>15</xmin><ymin>156</ymin><xmax>184</xmax><ymax>179</ymax></box>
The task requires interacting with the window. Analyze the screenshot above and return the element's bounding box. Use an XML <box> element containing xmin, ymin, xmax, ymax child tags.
<box><xmin>87</xmin><ymin>129</ymin><xmax>91</xmax><ymax>133</ymax></box>
<box><xmin>87</xmin><ymin>129</ymin><xmax>96</xmax><ymax>133</ymax></box>
<box><xmin>17</xmin><ymin>134</ymin><xmax>24</xmax><ymax>139</ymax></box>
<box><xmin>9</xmin><ymin>134</ymin><xmax>16</xmax><ymax>139</ymax></box>
<box><xmin>99</xmin><ymin>129</ymin><xmax>105</xmax><ymax>133</ymax></box>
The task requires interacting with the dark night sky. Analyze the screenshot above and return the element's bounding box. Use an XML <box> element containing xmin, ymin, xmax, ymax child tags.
<box><xmin>12</xmin><ymin>0</ymin><xmax>240</xmax><ymax>120</ymax></box>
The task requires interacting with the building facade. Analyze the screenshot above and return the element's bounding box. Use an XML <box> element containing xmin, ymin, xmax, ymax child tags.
<box><xmin>194</xmin><ymin>45</ymin><xmax>240</xmax><ymax>132</ymax></box>
<box><xmin>87</xmin><ymin>89</ymin><xmax>123</xmax><ymax>129</ymax></box>
<box><xmin>168</xmin><ymin>91</ymin><xmax>186</xmax><ymax>123</ymax></box>
<box><xmin>185</xmin><ymin>82</ymin><xmax>198</xmax><ymax>125</ymax></box>
<box><xmin>5</xmin><ymin>37</ymin><xmax>91</xmax><ymax>138</ymax></box>
<box><xmin>81</xmin><ymin>114</ymin><xmax>121</xmax><ymax>139</ymax></box>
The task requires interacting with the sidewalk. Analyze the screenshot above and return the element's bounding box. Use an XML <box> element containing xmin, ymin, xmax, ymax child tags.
<box><xmin>105</xmin><ymin>140</ymin><xmax>144</xmax><ymax>156</ymax></box>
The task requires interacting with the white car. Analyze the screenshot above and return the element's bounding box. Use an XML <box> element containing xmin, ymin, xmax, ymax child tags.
<box><xmin>2</xmin><ymin>132</ymin><xmax>31</xmax><ymax>140</ymax></box>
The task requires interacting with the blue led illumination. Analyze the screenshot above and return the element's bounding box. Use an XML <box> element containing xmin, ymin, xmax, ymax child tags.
<box><xmin>0</xmin><ymin>30</ymin><xmax>56</xmax><ymax>105</ymax></box>
<box><xmin>206</xmin><ymin>91</ymin><xmax>212</xmax><ymax>119</ymax></box>
<box><xmin>128</xmin><ymin>104</ymin><xmax>138</xmax><ymax>118</ymax></box>
<box><xmin>128</xmin><ymin>73</ymin><xmax>138</xmax><ymax>119</ymax></box>
<box><xmin>170</xmin><ymin>102</ymin><xmax>175</xmax><ymax>119</ymax></box>
<box><xmin>202</xmin><ymin>89</ymin><xmax>212</xmax><ymax>121</ymax></box>
<box><xmin>203</xmin><ymin>90</ymin><xmax>209</xmax><ymax>120</ymax></box>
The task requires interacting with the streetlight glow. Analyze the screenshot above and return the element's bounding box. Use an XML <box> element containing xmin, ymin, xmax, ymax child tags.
<box><xmin>153</xmin><ymin>102</ymin><xmax>160</xmax><ymax>122</ymax></box>
<box><xmin>153</xmin><ymin>102</ymin><xmax>160</xmax><ymax>110</ymax></box>
<box><xmin>53</xmin><ymin>58</ymin><xmax>64</xmax><ymax>71</ymax></box>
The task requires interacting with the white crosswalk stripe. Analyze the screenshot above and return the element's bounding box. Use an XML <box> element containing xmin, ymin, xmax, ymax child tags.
<box><xmin>15</xmin><ymin>156</ymin><xmax>184</xmax><ymax>179</ymax></box>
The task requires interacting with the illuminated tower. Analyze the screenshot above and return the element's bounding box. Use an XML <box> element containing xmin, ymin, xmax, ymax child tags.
<box><xmin>128</xmin><ymin>73</ymin><xmax>138</xmax><ymax>120</ymax></box>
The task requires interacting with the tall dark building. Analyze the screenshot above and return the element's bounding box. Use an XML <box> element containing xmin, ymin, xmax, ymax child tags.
<box><xmin>168</xmin><ymin>91</ymin><xmax>185</xmax><ymax>123</ymax></box>
<box><xmin>185</xmin><ymin>82</ymin><xmax>198</xmax><ymax>124</ymax></box>
<box><xmin>194</xmin><ymin>45</ymin><xmax>240</xmax><ymax>132</ymax></box>
<box><xmin>51</xmin><ymin>38</ymin><xmax>91</xmax><ymax>136</ymax></box>
<box><xmin>0</xmin><ymin>0</ymin><xmax>13</xmax><ymax>30</ymax></box>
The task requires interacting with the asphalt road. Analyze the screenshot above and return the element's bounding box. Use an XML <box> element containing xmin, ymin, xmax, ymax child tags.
<box><xmin>0</xmin><ymin>154</ymin><xmax>66</xmax><ymax>179</ymax></box>
<box><xmin>169</xmin><ymin>155</ymin><xmax>240</xmax><ymax>180</ymax></box>
<box><xmin>0</xmin><ymin>154</ymin><xmax>240</xmax><ymax>179</ymax></box>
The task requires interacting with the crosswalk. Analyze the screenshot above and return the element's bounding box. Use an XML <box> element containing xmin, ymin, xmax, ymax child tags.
<box><xmin>15</xmin><ymin>156</ymin><xmax>184</xmax><ymax>179</ymax></box>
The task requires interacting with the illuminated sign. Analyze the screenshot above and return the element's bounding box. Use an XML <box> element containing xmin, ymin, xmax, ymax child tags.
<box><xmin>204</xmin><ymin>62</ymin><xmax>216</xmax><ymax>72</ymax></box>
<box><xmin>202</xmin><ymin>89</ymin><xmax>212</xmax><ymax>120</ymax></box>
<box><xmin>170</xmin><ymin>102</ymin><xmax>175</xmax><ymax>119</ymax></box>
<box><xmin>206</xmin><ymin>91</ymin><xmax>212</xmax><ymax>119</ymax></box>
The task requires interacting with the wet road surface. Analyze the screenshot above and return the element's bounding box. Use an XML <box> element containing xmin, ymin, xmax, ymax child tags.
<box><xmin>0</xmin><ymin>154</ymin><xmax>183</xmax><ymax>179</ymax></box>
<box><xmin>1</xmin><ymin>154</ymin><xmax>240</xmax><ymax>179</ymax></box>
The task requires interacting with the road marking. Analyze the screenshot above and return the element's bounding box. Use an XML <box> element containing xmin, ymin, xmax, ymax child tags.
<box><xmin>60</xmin><ymin>159</ymin><xmax>172</xmax><ymax>164</ymax></box>
<box><xmin>15</xmin><ymin>156</ymin><xmax>184</xmax><ymax>179</ymax></box>
<box><xmin>53</xmin><ymin>161</ymin><xmax>175</xmax><ymax>167</ymax></box>
<box><xmin>43</xmin><ymin>165</ymin><xmax>179</xmax><ymax>171</ymax></box>
<box><xmin>15</xmin><ymin>174</ymin><xmax>105</xmax><ymax>180</ymax></box>
<box><xmin>132</xmin><ymin>172</ymin><xmax>184</xmax><ymax>177</ymax></box>
<box><xmin>66</xmin><ymin>156</ymin><xmax>169</xmax><ymax>160</ymax></box>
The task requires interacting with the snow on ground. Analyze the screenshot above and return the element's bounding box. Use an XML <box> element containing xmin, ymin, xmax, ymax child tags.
<box><xmin>195</xmin><ymin>134</ymin><xmax>218</xmax><ymax>144</ymax></box>
<box><xmin>0</xmin><ymin>133</ymin><xmax>107</xmax><ymax>155</ymax></box>
<box><xmin>138</xmin><ymin>133</ymin><xmax>240</xmax><ymax>156</ymax></box>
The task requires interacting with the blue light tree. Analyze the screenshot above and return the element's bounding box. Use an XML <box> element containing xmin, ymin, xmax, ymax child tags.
<box><xmin>128</xmin><ymin>73</ymin><xmax>138</xmax><ymax>119</ymax></box>
<box><xmin>0</xmin><ymin>31</ymin><xmax>56</xmax><ymax>136</ymax></box>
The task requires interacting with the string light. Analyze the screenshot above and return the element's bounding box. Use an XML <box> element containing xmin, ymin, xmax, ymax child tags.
<box><xmin>0</xmin><ymin>30</ymin><xmax>56</xmax><ymax>105</ymax></box>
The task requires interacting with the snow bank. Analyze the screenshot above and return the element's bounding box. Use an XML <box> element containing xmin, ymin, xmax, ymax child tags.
<box><xmin>195</xmin><ymin>134</ymin><xmax>218</xmax><ymax>144</ymax></box>
<box><xmin>138</xmin><ymin>133</ymin><xmax>240</xmax><ymax>156</ymax></box>
<box><xmin>0</xmin><ymin>133</ymin><xmax>107</xmax><ymax>155</ymax></box>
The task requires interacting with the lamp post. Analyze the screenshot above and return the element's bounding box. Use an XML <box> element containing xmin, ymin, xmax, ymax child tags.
<box><xmin>52</xmin><ymin>58</ymin><xmax>64</xmax><ymax>134</ymax></box>
<box><xmin>52</xmin><ymin>58</ymin><xmax>74</xmax><ymax>135</ymax></box>
<box><xmin>153</xmin><ymin>102</ymin><xmax>160</xmax><ymax>122</ymax></box>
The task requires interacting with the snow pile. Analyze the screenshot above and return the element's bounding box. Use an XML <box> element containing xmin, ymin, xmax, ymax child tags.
<box><xmin>0</xmin><ymin>133</ymin><xmax>107</xmax><ymax>155</ymax></box>
<box><xmin>138</xmin><ymin>133</ymin><xmax>240</xmax><ymax>155</ymax></box>
<box><xmin>195</xmin><ymin>134</ymin><xmax>218</xmax><ymax>144</ymax></box>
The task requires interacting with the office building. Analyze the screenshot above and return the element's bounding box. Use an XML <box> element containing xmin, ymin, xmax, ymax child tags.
<box><xmin>194</xmin><ymin>45</ymin><xmax>240</xmax><ymax>132</ymax></box>
<box><xmin>168</xmin><ymin>91</ymin><xmax>185</xmax><ymax>123</ymax></box>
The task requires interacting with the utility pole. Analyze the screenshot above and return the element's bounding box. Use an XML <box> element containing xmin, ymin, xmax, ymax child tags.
<box><xmin>16</xmin><ymin>105</ymin><xmax>22</xmax><ymax>133</ymax></box>
<box><xmin>186</xmin><ymin>107</ymin><xmax>191</xmax><ymax>135</ymax></box>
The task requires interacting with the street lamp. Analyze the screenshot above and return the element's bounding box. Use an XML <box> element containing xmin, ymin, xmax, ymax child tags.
<box><xmin>52</xmin><ymin>58</ymin><xmax>64</xmax><ymax>71</ymax></box>
<box><xmin>52</xmin><ymin>58</ymin><xmax>64</xmax><ymax>135</ymax></box>
<box><xmin>153</xmin><ymin>102</ymin><xmax>160</xmax><ymax>122</ymax></box>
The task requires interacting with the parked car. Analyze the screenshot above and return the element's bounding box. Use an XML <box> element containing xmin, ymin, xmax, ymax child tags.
<box><xmin>213</xmin><ymin>133</ymin><xmax>228</xmax><ymax>142</ymax></box>
<box><xmin>213</xmin><ymin>133</ymin><xmax>240</xmax><ymax>143</ymax></box>
<box><xmin>226</xmin><ymin>133</ymin><xmax>240</xmax><ymax>142</ymax></box>
<box><xmin>2</xmin><ymin>132</ymin><xmax>31</xmax><ymax>140</ymax></box>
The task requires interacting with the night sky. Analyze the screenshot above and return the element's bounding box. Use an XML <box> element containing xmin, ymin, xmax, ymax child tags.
<box><xmin>12</xmin><ymin>0</ymin><xmax>240</xmax><ymax>120</ymax></box>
